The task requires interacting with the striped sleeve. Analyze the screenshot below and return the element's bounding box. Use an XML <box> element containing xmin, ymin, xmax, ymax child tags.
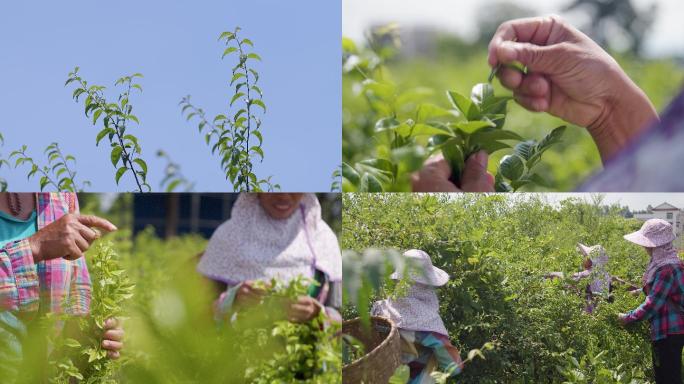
<box><xmin>624</xmin><ymin>267</ymin><xmax>675</xmax><ymax>323</ymax></box>
<box><xmin>0</xmin><ymin>239</ymin><xmax>39</xmax><ymax>312</ymax></box>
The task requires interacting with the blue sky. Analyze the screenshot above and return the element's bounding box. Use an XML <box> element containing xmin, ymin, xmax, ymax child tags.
<box><xmin>0</xmin><ymin>0</ymin><xmax>340</xmax><ymax>192</ymax></box>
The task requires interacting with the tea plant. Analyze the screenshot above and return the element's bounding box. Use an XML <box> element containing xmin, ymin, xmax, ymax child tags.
<box><xmin>180</xmin><ymin>27</ymin><xmax>278</xmax><ymax>192</ymax></box>
<box><xmin>66</xmin><ymin>67</ymin><xmax>150</xmax><ymax>191</ymax></box>
<box><xmin>342</xmin><ymin>32</ymin><xmax>565</xmax><ymax>192</ymax></box>
<box><xmin>156</xmin><ymin>150</ymin><xmax>195</xmax><ymax>192</ymax></box>
<box><xmin>343</xmin><ymin>193</ymin><xmax>655</xmax><ymax>383</ymax></box>
<box><xmin>48</xmin><ymin>241</ymin><xmax>135</xmax><ymax>384</ymax></box>
<box><xmin>9</xmin><ymin>143</ymin><xmax>90</xmax><ymax>192</ymax></box>
<box><xmin>331</xmin><ymin>166</ymin><xmax>342</xmax><ymax>192</ymax></box>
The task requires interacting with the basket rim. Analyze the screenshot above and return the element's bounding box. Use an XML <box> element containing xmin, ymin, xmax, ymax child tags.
<box><xmin>342</xmin><ymin>316</ymin><xmax>399</xmax><ymax>370</ymax></box>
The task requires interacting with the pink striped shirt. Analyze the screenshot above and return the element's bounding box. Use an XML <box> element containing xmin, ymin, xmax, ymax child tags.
<box><xmin>0</xmin><ymin>193</ymin><xmax>91</xmax><ymax>315</ymax></box>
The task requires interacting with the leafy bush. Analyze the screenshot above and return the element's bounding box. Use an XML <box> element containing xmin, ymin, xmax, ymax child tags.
<box><xmin>342</xmin><ymin>193</ymin><xmax>656</xmax><ymax>383</ymax></box>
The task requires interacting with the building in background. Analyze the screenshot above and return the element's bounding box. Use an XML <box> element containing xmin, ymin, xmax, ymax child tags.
<box><xmin>633</xmin><ymin>202</ymin><xmax>683</xmax><ymax>247</ymax></box>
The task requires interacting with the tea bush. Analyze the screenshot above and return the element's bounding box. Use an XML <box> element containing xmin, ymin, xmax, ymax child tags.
<box><xmin>342</xmin><ymin>193</ymin><xmax>660</xmax><ymax>383</ymax></box>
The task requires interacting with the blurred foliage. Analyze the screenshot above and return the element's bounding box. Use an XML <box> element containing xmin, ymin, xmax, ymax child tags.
<box><xmin>342</xmin><ymin>193</ymin><xmax>666</xmax><ymax>383</ymax></box>
<box><xmin>343</xmin><ymin>32</ymin><xmax>684</xmax><ymax>191</ymax></box>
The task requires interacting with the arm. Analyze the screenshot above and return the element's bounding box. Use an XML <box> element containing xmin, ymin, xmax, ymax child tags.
<box><xmin>0</xmin><ymin>240</ymin><xmax>40</xmax><ymax>312</ymax></box>
<box><xmin>622</xmin><ymin>267</ymin><xmax>675</xmax><ymax>323</ymax></box>
<box><xmin>321</xmin><ymin>280</ymin><xmax>342</xmax><ymax>324</ymax></box>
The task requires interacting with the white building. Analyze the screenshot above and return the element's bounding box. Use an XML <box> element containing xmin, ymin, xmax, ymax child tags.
<box><xmin>633</xmin><ymin>202</ymin><xmax>683</xmax><ymax>246</ymax></box>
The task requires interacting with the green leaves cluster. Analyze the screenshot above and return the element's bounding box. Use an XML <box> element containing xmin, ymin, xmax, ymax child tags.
<box><xmin>156</xmin><ymin>150</ymin><xmax>195</xmax><ymax>192</ymax></box>
<box><xmin>66</xmin><ymin>68</ymin><xmax>150</xmax><ymax>191</ymax></box>
<box><xmin>237</xmin><ymin>277</ymin><xmax>341</xmax><ymax>384</ymax></box>
<box><xmin>181</xmin><ymin>27</ymin><xmax>278</xmax><ymax>192</ymax></box>
<box><xmin>48</xmin><ymin>241</ymin><xmax>135</xmax><ymax>384</ymax></box>
<box><xmin>9</xmin><ymin>143</ymin><xmax>90</xmax><ymax>192</ymax></box>
<box><xmin>341</xmin><ymin>33</ymin><xmax>565</xmax><ymax>192</ymax></box>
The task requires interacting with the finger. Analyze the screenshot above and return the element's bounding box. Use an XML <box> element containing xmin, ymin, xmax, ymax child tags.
<box><xmin>517</xmin><ymin>73</ymin><xmax>550</xmax><ymax>98</ymax></box>
<box><xmin>76</xmin><ymin>223</ymin><xmax>100</xmax><ymax>244</ymax></box>
<box><xmin>105</xmin><ymin>318</ymin><xmax>120</xmax><ymax>329</ymax></box>
<box><xmin>65</xmin><ymin>244</ymin><xmax>84</xmax><ymax>260</ymax></box>
<box><xmin>496</xmin><ymin>41</ymin><xmax>565</xmax><ymax>73</ymax></box>
<box><xmin>497</xmin><ymin>66</ymin><xmax>524</xmax><ymax>90</ymax></box>
<box><xmin>77</xmin><ymin>215</ymin><xmax>118</xmax><ymax>232</ymax></box>
<box><xmin>489</xmin><ymin>16</ymin><xmax>564</xmax><ymax>66</ymax></box>
<box><xmin>104</xmin><ymin>329</ymin><xmax>124</xmax><ymax>342</ymax></box>
<box><xmin>460</xmin><ymin>151</ymin><xmax>495</xmax><ymax>192</ymax></box>
<box><xmin>411</xmin><ymin>155</ymin><xmax>461</xmax><ymax>193</ymax></box>
<box><xmin>102</xmin><ymin>339</ymin><xmax>123</xmax><ymax>351</ymax></box>
<box><xmin>107</xmin><ymin>351</ymin><xmax>120</xmax><ymax>360</ymax></box>
<box><xmin>74</xmin><ymin>235</ymin><xmax>90</xmax><ymax>253</ymax></box>
<box><xmin>513</xmin><ymin>93</ymin><xmax>549</xmax><ymax>112</ymax></box>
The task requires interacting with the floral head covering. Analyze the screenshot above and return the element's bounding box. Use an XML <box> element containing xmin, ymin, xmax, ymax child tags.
<box><xmin>371</xmin><ymin>283</ymin><xmax>449</xmax><ymax>336</ymax></box>
<box><xmin>197</xmin><ymin>193</ymin><xmax>342</xmax><ymax>284</ymax></box>
<box><xmin>642</xmin><ymin>242</ymin><xmax>681</xmax><ymax>286</ymax></box>
<box><xmin>390</xmin><ymin>249</ymin><xmax>449</xmax><ymax>287</ymax></box>
<box><xmin>577</xmin><ymin>243</ymin><xmax>610</xmax><ymax>295</ymax></box>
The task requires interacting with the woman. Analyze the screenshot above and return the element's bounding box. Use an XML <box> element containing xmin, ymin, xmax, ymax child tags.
<box><xmin>0</xmin><ymin>192</ymin><xmax>124</xmax><ymax>382</ymax></box>
<box><xmin>619</xmin><ymin>219</ymin><xmax>684</xmax><ymax>384</ymax></box>
<box><xmin>573</xmin><ymin>244</ymin><xmax>611</xmax><ymax>313</ymax></box>
<box><xmin>197</xmin><ymin>193</ymin><xmax>342</xmax><ymax>324</ymax></box>
<box><xmin>372</xmin><ymin>249</ymin><xmax>463</xmax><ymax>383</ymax></box>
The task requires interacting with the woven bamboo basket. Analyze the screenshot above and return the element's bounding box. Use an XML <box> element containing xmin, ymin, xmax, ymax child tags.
<box><xmin>342</xmin><ymin>316</ymin><xmax>402</xmax><ymax>384</ymax></box>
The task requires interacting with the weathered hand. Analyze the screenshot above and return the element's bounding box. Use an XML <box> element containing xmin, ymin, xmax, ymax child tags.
<box><xmin>287</xmin><ymin>295</ymin><xmax>321</xmax><ymax>323</ymax></box>
<box><xmin>28</xmin><ymin>214</ymin><xmax>117</xmax><ymax>262</ymax></box>
<box><xmin>102</xmin><ymin>318</ymin><xmax>124</xmax><ymax>360</ymax></box>
<box><xmin>412</xmin><ymin>151</ymin><xmax>495</xmax><ymax>192</ymax></box>
<box><xmin>488</xmin><ymin>15</ymin><xmax>658</xmax><ymax>161</ymax></box>
<box><xmin>234</xmin><ymin>280</ymin><xmax>270</xmax><ymax>308</ymax></box>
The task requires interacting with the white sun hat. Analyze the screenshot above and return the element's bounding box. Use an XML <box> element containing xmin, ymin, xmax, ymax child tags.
<box><xmin>624</xmin><ymin>219</ymin><xmax>676</xmax><ymax>248</ymax></box>
<box><xmin>390</xmin><ymin>249</ymin><xmax>449</xmax><ymax>287</ymax></box>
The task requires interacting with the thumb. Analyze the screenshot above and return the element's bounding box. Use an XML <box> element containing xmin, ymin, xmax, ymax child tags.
<box><xmin>496</xmin><ymin>41</ymin><xmax>564</xmax><ymax>73</ymax></box>
<box><xmin>460</xmin><ymin>151</ymin><xmax>494</xmax><ymax>192</ymax></box>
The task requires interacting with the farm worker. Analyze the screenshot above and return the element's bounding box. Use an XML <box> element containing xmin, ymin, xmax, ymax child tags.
<box><xmin>618</xmin><ymin>219</ymin><xmax>684</xmax><ymax>384</ymax></box>
<box><xmin>415</xmin><ymin>15</ymin><xmax>683</xmax><ymax>192</ymax></box>
<box><xmin>371</xmin><ymin>249</ymin><xmax>463</xmax><ymax>383</ymax></box>
<box><xmin>572</xmin><ymin>244</ymin><xmax>612</xmax><ymax>313</ymax></box>
<box><xmin>197</xmin><ymin>193</ymin><xmax>342</xmax><ymax>324</ymax></box>
<box><xmin>0</xmin><ymin>193</ymin><xmax>123</xmax><ymax>382</ymax></box>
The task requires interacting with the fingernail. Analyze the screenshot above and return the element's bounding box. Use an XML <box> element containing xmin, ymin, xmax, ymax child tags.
<box><xmin>474</xmin><ymin>151</ymin><xmax>488</xmax><ymax>168</ymax></box>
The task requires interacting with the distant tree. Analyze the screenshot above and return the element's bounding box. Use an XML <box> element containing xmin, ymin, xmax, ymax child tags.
<box><xmin>564</xmin><ymin>0</ymin><xmax>657</xmax><ymax>55</ymax></box>
<box><xmin>476</xmin><ymin>1</ymin><xmax>536</xmax><ymax>45</ymax></box>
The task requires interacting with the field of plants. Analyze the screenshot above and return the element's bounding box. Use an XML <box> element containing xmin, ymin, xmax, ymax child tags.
<box><xmin>342</xmin><ymin>30</ymin><xmax>684</xmax><ymax>191</ymax></box>
<box><xmin>342</xmin><ymin>193</ymin><xmax>678</xmax><ymax>383</ymax></box>
<box><xmin>2</xmin><ymin>194</ymin><xmax>341</xmax><ymax>383</ymax></box>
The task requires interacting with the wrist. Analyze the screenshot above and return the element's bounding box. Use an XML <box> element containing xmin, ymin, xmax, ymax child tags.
<box><xmin>27</xmin><ymin>235</ymin><xmax>42</xmax><ymax>263</ymax></box>
<box><xmin>588</xmin><ymin>73</ymin><xmax>658</xmax><ymax>162</ymax></box>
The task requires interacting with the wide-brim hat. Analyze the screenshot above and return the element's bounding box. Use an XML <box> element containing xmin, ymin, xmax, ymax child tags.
<box><xmin>390</xmin><ymin>249</ymin><xmax>449</xmax><ymax>287</ymax></box>
<box><xmin>577</xmin><ymin>243</ymin><xmax>593</xmax><ymax>257</ymax></box>
<box><xmin>624</xmin><ymin>219</ymin><xmax>676</xmax><ymax>248</ymax></box>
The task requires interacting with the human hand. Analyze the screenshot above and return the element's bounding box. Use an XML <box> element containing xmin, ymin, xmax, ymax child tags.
<box><xmin>412</xmin><ymin>151</ymin><xmax>495</xmax><ymax>192</ymax></box>
<box><xmin>617</xmin><ymin>313</ymin><xmax>629</xmax><ymax>326</ymax></box>
<box><xmin>488</xmin><ymin>15</ymin><xmax>658</xmax><ymax>161</ymax></box>
<box><xmin>287</xmin><ymin>296</ymin><xmax>321</xmax><ymax>323</ymax></box>
<box><xmin>28</xmin><ymin>214</ymin><xmax>117</xmax><ymax>262</ymax></box>
<box><xmin>234</xmin><ymin>280</ymin><xmax>270</xmax><ymax>308</ymax></box>
<box><xmin>102</xmin><ymin>318</ymin><xmax>124</xmax><ymax>360</ymax></box>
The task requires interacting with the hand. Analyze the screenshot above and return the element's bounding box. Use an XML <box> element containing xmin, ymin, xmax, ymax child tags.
<box><xmin>287</xmin><ymin>296</ymin><xmax>321</xmax><ymax>323</ymax></box>
<box><xmin>234</xmin><ymin>280</ymin><xmax>269</xmax><ymax>308</ymax></box>
<box><xmin>412</xmin><ymin>151</ymin><xmax>495</xmax><ymax>192</ymax></box>
<box><xmin>28</xmin><ymin>214</ymin><xmax>117</xmax><ymax>262</ymax></box>
<box><xmin>102</xmin><ymin>318</ymin><xmax>124</xmax><ymax>360</ymax></box>
<box><xmin>488</xmin><ymin>15</ymin><xmax>658</xmax><ymax>161</ymax></box>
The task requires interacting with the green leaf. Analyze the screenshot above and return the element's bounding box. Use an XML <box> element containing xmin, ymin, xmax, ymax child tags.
<box><xmin>397</xmin><ymin>123</ymin><xmax>452</xmax><ymax>137</ymax></box>
<box><xmin>231</xmin><ymin>73</ymin><xmax>246</xmax><ymax>85</ymax></box>
<box><xmin>341</xmin><ymin>162</ymin><xmax>360</xmax><ymax>186</ymax></box>
<box><xmin>441</xmin><ymin>138</ymin><xmax>465</xmax><ymax>182</ymax></box>
<box><xmin>446</xmin><ymin>90</ymin><xmax>479</xmax><ymax>120</ymax></box>
<box><xmin>250</xmin><ymin>99</ymin><xmax>266</xmax><ymax>112</ymax></box>
<box><xmin>359</xmin><ymin>173</ymin><xmax>383</xmax><ymax>192</ymax></box>
<box><xmin>110</xmin><ymin>146</ymin><xmax>123</xmax><ymax>167</ymax></box>
<box><xmin>514</xmin><ymin>140</ymin><xmax>536</xmax><ymax>160</ymax></box>
<box><xmin>115</xmin><ymin>167</ymin><xmax>128</xmax><ymax>184</ymax></box>
<box><xmin>133</xmin><ymin>158</ymin><xmax>148</xmax><ymax>174</ymax></box>
<box><xmin>241</xmin><ymin>38</ymin><xmax>254</xmax><ymax>47</ymax></box>
<box><xmin>374</xmin><ymin>117</ymin><xmax>401</xmax><ymax>133</ymax></box>
<box><xmin>222</xmin><ymin>47</ymin><xmax>238</xmax><ymax>58</ymax></box>
<box><xmin>453</xmin><ymin>120</ymin><xmax>495</xmax><ymax>134</ymax></box>
<box><xmin>231</xmin><ymin>92</ymin><xmax>245</xmax><ymax>106</ymax></box>
<box><xmin>127</xmin><ymin>115</ymin><xmax>140</xmax><ymax>124</ymax></box>
<box><xmin>470</xmin><ymin>83</ymin><xmax>495</xmax><ymax>108</ymax></box>
<box><xmin>499</xmin><ymin>154</ymin><xmax>526</xmax><ymax>181</ymax></box>
<box><xmin>246</xmin><ymin>53</ymin><xmax>262</xmax><ymax>61</ymax></box>
<box><xmin>92</xmin><ymin>109</ymin><xmax>103</xmax><ymax>125</ymax></box>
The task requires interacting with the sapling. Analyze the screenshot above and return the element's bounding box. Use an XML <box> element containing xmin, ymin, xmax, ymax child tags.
<box><xmin>66</xmin><ymin>68</ymin><xmax>150</xmax><ymax>192</ymax></box>
<box><xmin>0</xmin><ymin>133</ymin><xmax>8</xmax><ymax>191</ymax></box>
<box><xmin>9</xmin><ymin>143</ymin><xmax>90</xmax><ymax>192</ymax></box>
<box><xmin>156</xmin><ymin>150</ymin><xmax>195</xmax><ymax>192</ymax></box>
<box><xmin>48</xmin><ymin>241</ymin><xmax>135</xmax><ymax>384</ymax></box>
<box><xmin>180</xmin><ymin>27</ymin><xmax>278</xmax><ymax>192</ymax></box>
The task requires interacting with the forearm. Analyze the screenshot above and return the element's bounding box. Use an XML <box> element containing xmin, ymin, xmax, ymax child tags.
<box><xmin>589</xmin><ymin>72</ymin><xmax>659</xmax><ymax>162</ymax></box>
